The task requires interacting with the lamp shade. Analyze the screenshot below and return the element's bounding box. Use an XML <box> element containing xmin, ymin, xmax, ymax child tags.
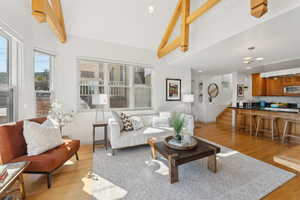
<box><xmin>92</xmin><ymin>94</ymin><xmax>108</xmax><ymax>105</ymax></box>
<box><xmin>183</xmin><ymin>94</ymin><xmax>194</xmax><ymax>103</ymax></box>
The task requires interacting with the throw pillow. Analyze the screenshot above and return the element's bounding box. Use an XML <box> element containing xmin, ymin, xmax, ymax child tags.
<box><xmin>152</xmin><ymin>116</ymin><xmax>170</xmax><ymax>128</ymax></box>
<box><xmin>159</xmin><ymin>112</ymin><xmax>172</xmax><ymax>119</ymax></box>
<box><xmin>23</xmin><ymin>120</ymin><xmax>63</xmax><ymax>156</ymax></box>
<box><xmin>129</xmin><ymin>116</ymin><xmax>144</xmax><ymax>130</ymax></box>
<box><xmin>111</xmin><ymin>111</ymin><xmax>124</xmax><ymax>131</ymax></box>
<box><xmin>120</xmin><ymin>113</ymin><xmax>134</xmax><ymax>131</ymax></box>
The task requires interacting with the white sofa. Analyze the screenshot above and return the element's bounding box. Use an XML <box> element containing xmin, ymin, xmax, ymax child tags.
<box><xmin>107</xmin><ymin>112</ymin><xmax>194</xmax><ymax>154</ymax></box>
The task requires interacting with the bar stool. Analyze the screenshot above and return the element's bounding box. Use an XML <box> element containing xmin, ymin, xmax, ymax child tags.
<box><xmin>255</xmin><ymin>114</ymin><xmax>280</xmax><ymax>140</ymax></box>
<box><xmin>237</xmin><ymin>110</ymin><xmax>257</xmax><ymax>135</ymax></box>
<box><xmin>282</xmin><ymin>119</ymin><xmax>300</xmax><ymax>144</ymax></box>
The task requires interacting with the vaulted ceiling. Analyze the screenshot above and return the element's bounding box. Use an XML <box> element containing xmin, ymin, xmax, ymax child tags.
<box><xmin>60</xmin><ymin>0</ymin><xmax>300</xmax><ymax>73</ymax></box>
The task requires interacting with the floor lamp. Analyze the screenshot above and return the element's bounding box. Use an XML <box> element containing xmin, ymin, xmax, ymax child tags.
<box><xmin>92</xmin><ymin>94</ymin><xmax>108</xmax><ymax>123</ymax></box>
<box><xmin>183</xmin><ymin>94</ymin><xmax>194</xmax><ymax>114</ymax></box>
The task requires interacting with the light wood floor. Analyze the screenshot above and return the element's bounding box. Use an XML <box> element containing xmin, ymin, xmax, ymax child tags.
<box><xmin>25</xmin><ymin>123</ymin><xmax>300</xmax><ymax>200</ymax></box>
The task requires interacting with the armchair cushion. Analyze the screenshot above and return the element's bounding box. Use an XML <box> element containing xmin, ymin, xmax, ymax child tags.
<box><xmin>0</xmin><ymin>122</ymin><xmax>26</xmax><ymax>164</ymax></box>
<box><xmin>11</xmin><ymin>139</ymin><xmax>80</xmax><ymax>173</ymax></box>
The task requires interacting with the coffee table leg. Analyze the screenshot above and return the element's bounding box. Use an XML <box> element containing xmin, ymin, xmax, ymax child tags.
<box><xmin>168</xmin><ymin>154</ymin><xmax>178</xmax><ymax>184</ymax></box>
<box><xmin>207</xmin><ymin>154</ymin><xmax>217</xmax><ymax>173</ymax></box>
<box><xmin>148</xmin><ymin>138</ymin><xmax>157</xmax><ymax>160</ymax></box>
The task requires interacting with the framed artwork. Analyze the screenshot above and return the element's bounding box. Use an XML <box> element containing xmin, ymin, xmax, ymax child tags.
<box><xmin>166</xmin><ymin>79</ymin><xmax>181</xmax><ymax>101</ymax></box>
<box><xmin>237</xmin><ymin>84</ymin><xmax>244</xmax><ymax>97</ymax></box>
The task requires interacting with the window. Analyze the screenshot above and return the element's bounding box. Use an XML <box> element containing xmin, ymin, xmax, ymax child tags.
<box><xmin>34</xmin><ymin>51</ymin><xmax>54</xmax><ymax>117</ymax></box>
<box><xmin>0</xmin><ymin>31</ymin><xmax>13</xmax><ymax>124</ymax></box>
<box><xmin>108</xmin><ymin>63</ymin><xmax>130</xmax><ymax>108</ymax></box>
<box><xmin>134</xmin><ymin>67</ymin><xmax>152</xmax><ymax>108</ymax></box>
<box><xmin>79</xmin><ymin>59</ymin><xmax>152</xmax><ymax>110</ymax></box>
<box><xmin>79</xmin><ymin>60</ymin><xmax>104</xmax><ymax>109</ymax></box>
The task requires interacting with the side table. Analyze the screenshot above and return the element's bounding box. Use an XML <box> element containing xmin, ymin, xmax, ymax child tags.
<box><xmin>0</xmin><ymin>161</ymin><xmax>30</xmax><ymax>200</ymax></box>
<box><xmin>92</xmin><ymin>122</ymin><xmax>108</xmax><ymax>152</ymax></box>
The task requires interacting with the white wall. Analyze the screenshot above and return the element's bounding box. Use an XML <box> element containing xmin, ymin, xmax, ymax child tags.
<box><xmin>54</xmin><ymin>35</ymin><xmax>191</xmax><ymax>143</ymax></box>
<box><xmin>1</xmin><ymin>1</ymin><xmax>192</xmax><ymax>144</ymax></box>
<box><xmin>0</xmin><ymin>0</ymin><xmax>58</xmax><ymax>120</ymax></box>
<box><xmin>192</xmin><ymin>71</ymin><xmax>232</xmax><ymax>123</ymax></box>
<box><xmin>232</xmin><ymin>72</ymin><xmax>252</xmax><ymax>106</ymax></box>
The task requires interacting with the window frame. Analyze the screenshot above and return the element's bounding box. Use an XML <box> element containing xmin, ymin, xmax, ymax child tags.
<box><xmin>77</xmin><ymin>57</ymin><xmax>153</xmax><ymax>112</ymax></box>
<box><xmin>0</xmin><ymin>29</ymin><xmax>14</xmax><ymax>123</ymax></box>
<box><xmin>33</xmin><ymin>49</ymin><xmax>55</xmax><ymax>116</ymax></box>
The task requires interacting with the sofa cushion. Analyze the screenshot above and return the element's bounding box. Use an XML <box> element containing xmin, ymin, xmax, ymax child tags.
<box><xmin>159</xmin><ymin>112</ymin><xmax>172</xmax><ymax>118</ymax></box>
<box><xmin>11</xmin><ymin>139</ymin><xmax>80</xmax><ymax>173</ymax></box>
<box><xmin>23</xmin><ymin>120</ymin><xmax>63</xmax><ymax>156</ymax></box>
<box><xmin>152</xmin><ymin>116</ymin><xmax>170</xmax><ymax>128</ymax></box>
<box><xmin>129</xmin><ymin>116</ymin><xmax>144</xmax><ymax>130</ymax></box>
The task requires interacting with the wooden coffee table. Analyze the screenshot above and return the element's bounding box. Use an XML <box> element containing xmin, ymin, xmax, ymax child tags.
<box><xmin>148</xmin><ymin>137</ymin><xmax>221</xmax><ymax>184</ymax></box>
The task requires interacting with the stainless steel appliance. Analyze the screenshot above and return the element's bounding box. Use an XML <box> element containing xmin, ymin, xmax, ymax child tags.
<box><xmin>283</xmin><ymin>86</ymin><xmax>300</xmax><ymax>94</ymax></box>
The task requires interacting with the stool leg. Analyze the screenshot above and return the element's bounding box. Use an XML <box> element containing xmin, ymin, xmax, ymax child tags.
<box><xmin>282</xmin><ymin>121</ymin><xmax>288</xmax><ymax>144</ymax></box>
<box><xmin>256</xmin><ymin>118</ymin><xmax>261</xmax><ymax>137</ymax></box>
<box><xmin>271</xmin><ymin>119</ymin><xmax>275</xmax><ymax>141</ymax></box>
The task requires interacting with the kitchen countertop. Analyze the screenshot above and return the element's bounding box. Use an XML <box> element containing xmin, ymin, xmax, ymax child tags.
<box><xmin>228</xmin><ymin>106</ymin><xmax>300</xmax><ymax>114</ymax></box>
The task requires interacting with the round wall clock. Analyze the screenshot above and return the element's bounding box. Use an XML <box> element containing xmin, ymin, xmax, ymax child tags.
<box><xmin>208</xmin><ymin>83</ymin><xmax>219</xmax><ymax>102</ymax></box>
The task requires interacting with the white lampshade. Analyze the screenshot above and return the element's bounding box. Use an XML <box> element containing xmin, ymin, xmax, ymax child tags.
<box><xmin>183</xmin><ymin>94</ymin><xmax>194</xmax><ymax>103</ymax></box>
<box><xmin>92</xmin><ymin>94</ymin><xmax>108</xmax><ymax>105</ymax></box>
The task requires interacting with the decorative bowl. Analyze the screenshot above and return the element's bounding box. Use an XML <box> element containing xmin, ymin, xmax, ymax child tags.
<box><xmin>164</xmin><ymin>136</ymin><xmax>198</xmax><ymax>151</ymax></box>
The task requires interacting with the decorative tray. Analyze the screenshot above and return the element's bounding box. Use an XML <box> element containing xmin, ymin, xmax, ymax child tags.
<box><xmin>164</xmin><ymin>136</ymin><xmax>198</xmax><ymax>151</ymax></box>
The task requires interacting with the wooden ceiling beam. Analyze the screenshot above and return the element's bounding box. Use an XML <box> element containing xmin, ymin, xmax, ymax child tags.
<box><xmin>157</xmin><ymin>0</ymin><xmax>220</xmax><ymax>58</ymax></box>
<box><xmin>32</xmin><ymin>0</ymin><xmax>67</xmax><ymax>43</ymax></box>
<box><xmin>158</xmin><ymin>36</ymin><xmax>181</xmax><ymax>58</ymax></box>
<box><xmin>180</xmin><ymin>0</ymin><xmax>190</xmax><ymax>52</ymax></box>
<box><xmin>251</xmin><ymin>0</ymin><xmax>268</xmax><ymax>18</ymax></box>
<box><xmin>186</xmin><ymin>0</ymin><xmax>221</xmax><ymax>24</ymax></box>
<box><xmin>158</xmin><ymin>0</ymin><xmax>183</xmax><ymax>50</ymax></box>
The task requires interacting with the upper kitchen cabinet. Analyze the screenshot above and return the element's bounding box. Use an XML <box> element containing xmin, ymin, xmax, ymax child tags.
<box><xmin>252</xmin><ymin>73</ymin><xmax>266</xmax><ymax>96</ymax></box>
<box><xmin>283</xmin><ymin>75</ymin><xmax>300</xmax><ymax>86</ymax></box>
<box><xmin>266</xmin><ymin>77</ymin><xmax>283</xmax><ymax>96</ymax></box>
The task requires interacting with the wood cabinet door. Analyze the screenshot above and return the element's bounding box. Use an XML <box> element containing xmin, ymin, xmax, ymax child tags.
<box><xmin>283</xmin><ymin>76</ymin><xmax>300</xmax><ymax>86</ymax></box>
<box><xmin>252</xmin><ymin>73</ymin><xmax>266</xmax><ymax>96</ymax></box>
<box><xmin>266</xmin><ymin>77</ymin><xmax>283</xmax><ymax>96</ymax></box>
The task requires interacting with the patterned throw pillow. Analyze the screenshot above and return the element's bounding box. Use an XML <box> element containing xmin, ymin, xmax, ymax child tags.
<box><xmin>120</xmin><ymin>113</ymin><xmax>134</xmax><ymax>131</ymax></box>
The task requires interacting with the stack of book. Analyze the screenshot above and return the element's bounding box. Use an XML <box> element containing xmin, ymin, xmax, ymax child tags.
<box><xmin>0</xmin><ymin>165</ymin><xmax>8</xmax><ymax>183</ymax></box>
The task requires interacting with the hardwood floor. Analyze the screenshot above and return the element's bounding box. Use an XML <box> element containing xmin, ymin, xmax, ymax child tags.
<box><xmin>25</xmin><ymin>123</ymin><xmax>300</xmax><ymax>200</ymax></box>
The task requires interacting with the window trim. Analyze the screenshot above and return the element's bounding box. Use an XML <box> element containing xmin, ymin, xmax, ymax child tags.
<box><xmin>77</xmin><ymin>57</ymin><xmax>153</xmax><ymax>112</ymax></box>
<box><xmin>0</xmin><ymin>29</ymin><xmax>14</xmax><ymax>123</ymax></box>
<box><xmin>33</xmin><ymin>49</ymin><xmax>55</xmax><ymax>116</ymax></box>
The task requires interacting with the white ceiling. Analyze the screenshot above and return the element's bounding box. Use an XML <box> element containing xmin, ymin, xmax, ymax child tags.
<box><xmin>62</xmin><ymin>0</ymin><xmax>183</xmax><ymax>50</ymax></box>
<box><xmin>61</xmin><ymin>0</ymin><xmax>300</xmax><ymax>73</ymax></box>
<box><xmin>173</xmin><ymin>5</ymin><xmax>300</xmax><ymax>74</ymax></box>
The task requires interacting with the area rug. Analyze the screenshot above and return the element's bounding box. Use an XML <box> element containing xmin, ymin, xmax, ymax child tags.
<box><xmin>90</xmin><ymin>139</ymin><xmax>295</xmax><ymax>200</ymax></box>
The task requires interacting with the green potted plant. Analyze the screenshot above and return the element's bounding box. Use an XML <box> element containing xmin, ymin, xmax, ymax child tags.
<box><xmin>170</xmin><ymin>113</ymin><xmax>185</xmax><ymax>141</ymax></box>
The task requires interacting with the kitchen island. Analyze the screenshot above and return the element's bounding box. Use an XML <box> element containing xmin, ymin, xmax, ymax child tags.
<box><xmin>229</xmin><ymin>106</ymin><xmax>300</xmax><ymax>141</ymax></box>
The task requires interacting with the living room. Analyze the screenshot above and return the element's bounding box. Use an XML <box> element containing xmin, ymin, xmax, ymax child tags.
<box><xmin>1</xmin><ymin>0</ymin><xmax>300</xmax><ymax>200</ymax></box>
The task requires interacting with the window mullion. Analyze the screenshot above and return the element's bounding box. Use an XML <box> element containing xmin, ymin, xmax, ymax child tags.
<box><xmin>129</xmin><ymin>65</ymin><xmax>135</xmax><ymax>109</ymax></box>
<box><xmin>103</xmin><ymin>63</ymin><xmax>109</xmax><ymax>109</ymax></box>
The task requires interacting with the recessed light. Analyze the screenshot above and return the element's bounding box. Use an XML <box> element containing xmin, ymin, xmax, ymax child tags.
<box><xmin>148</xmin><ymin>5</ymin><xmax>155</xmax><ymax>14</ymax></box>
<box><xmin>246</xmin><ymin>66</ymin><xmax>252</xmax><ymax>70</ymax></box>
<box><xmin>256</xmin><ymin>57</ymin><xmax>264</xmax><ymax>61</ymax></box>
<box><xmin>198</xmin><ymin>70</ymin><xmax>203</xmax><ymax>73</ymax></box>
<box><xmin>243</xmin><ymin>60</ymin><xmax>251</xmax><ymax>64</ymax></box>
<box><xmin>244</xmin><ymin>57</ymin><xmax>253</xmax><ymax>60</ymax></box>
<box><xmin>248</xmin><ymin>46</ymin><xmax>256</xmax><ymax>50</ymax></box>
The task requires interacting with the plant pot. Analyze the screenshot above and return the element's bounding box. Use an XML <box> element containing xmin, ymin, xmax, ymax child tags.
<box><xmin>174</xmin><ymin>133</ymin><xmax>182</xmax><ymax>141</ymax></box>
